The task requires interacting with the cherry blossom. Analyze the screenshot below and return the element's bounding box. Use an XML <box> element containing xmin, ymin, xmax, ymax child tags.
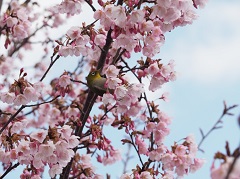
<box><xmin>30</xmin><ymin>129</ymin><xmax>48</xmax><ymax>143</ymax></box>
<box><xmin>0</xmin><ymin>0</ymin><xmax>223</xmax><ymax>178</ymax></box>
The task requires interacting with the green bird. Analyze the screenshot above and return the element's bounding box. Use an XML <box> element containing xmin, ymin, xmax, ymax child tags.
<box><xmin>86</xmin><ymin>70</ymin><xmax>107</xmax><ymax>96</ymax></box>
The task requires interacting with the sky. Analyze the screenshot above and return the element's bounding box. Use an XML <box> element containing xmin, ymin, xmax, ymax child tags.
<box><xmin>1</xmin><ymin>0</ymin><xmax>240</xmax><ymax>179</ymax></box>
<box><xmin>159</xmin><ymin>1</ymin><xmax>240</xmax><ymax>178</ymax></box>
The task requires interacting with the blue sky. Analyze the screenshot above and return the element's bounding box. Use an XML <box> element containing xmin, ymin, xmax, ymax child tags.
<box><xmin>1</xmin><ymin>0</ymin><xmax>240</xmax><ymax>178</ymax></box>
<box><xmin>159</xmin><ymin>1</ymin><xmax>240</xmax><ymax>178</ymax></box>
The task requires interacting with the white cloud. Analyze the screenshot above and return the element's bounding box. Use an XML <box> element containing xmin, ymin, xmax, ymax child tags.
<box><xmin>161</xmin><ymin>1</ymin><xmax>240</xmax><ymax>84</ymax></box>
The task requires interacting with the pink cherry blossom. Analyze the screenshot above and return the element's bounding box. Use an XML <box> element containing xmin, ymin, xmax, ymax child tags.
<box><xmin>105</xmin><ymin>65</ymin><xmax>120</xmax><ymax>78</ymax></box>
<box><xmin>58</xmin><ymin>74</ymin><xmax>71</xmax><ymax>88</ymax></box>
<box><xmin>190</xmin><ymin>158</ymin><xmax>205</xmax><ymax>173</ymax></box>
<box><xmin>6</xmin><ymin>17</ymin><xmax>18</xmax><ymax>27</ymax></box>
<box><xmin>17</xmin><ymin>8</ymin><xmax>29</xmax><ymax>21</ymax></box>
<box><xmin>105</xmin><ymin>5</ymin><xmax>127</xmax><ymax>28</ymax></box>
<box><xmin>102</xmin><ymin>93</ymin><xmax>116</xmax><ymax>105</ymax></box>
<box><xmin>23</xmin><ymin>86</ymin><xmax>40</xmax><ymax>102</ymax></box>
<box><xmin>30</xmin><ymin>129</ymin><xmax>48</xmax><ymax>143</ymax></box>
<box><xmin>94</xmin><ymin>10</ymin><xmax>113</xmax><ymax>30</ymax></box>
<box><xmin>33</xmin><ymin>156</ymin><xmax>44</xmax><ymax>169</ymax></box>
<box><xmin>49</xmin><ymin>163</ymin><xmax>63</xmax><ymax>178</ymax></box>
<box><xmin>129</xmin><ymin>9</ymin><xmax>145</xmax><ymax>24</ymax></box>
<box><xmin>38</xmin><ymin>141</ymin><xmax>55</xmax><ymax>157</ymax></box>
<box><xmin>94</xmin><ymin>34</ymin><xmax>106</xmax><ymax>46</ymax></box>
<box><xmin>0</xmin><ymin>92</ymin><xmax>15</xmax><ymax>104</ymax></box>
<box><xmin>56</xmin><ymin>0</ymin><xmax>82</xmax><ymax>16</ymax></box>
<box><xmin>193</xmin><ymin>0</ymin><xmax>208</xmax><ymax>8</ymax></box>
<box><xmin>135</xmin><ymin>135</ymin><xmax>148</xmax><ymax>155</ymax></box>
<box><xmin>175</xmin><ymin>145</ymin><xmax>187</xmax><ymax>156</ymax></box>
<box><xmin>67</xmin><ymin>135</ymin><xmax>80</xmax><ymax>148</ymax></box>
<box><xmin>58</xmin><ymin>125</ymin><xmax>72</xmax><ymax>140</ymax></box>
<box><xmin>115</xmin><ymin>85</ymin><xmax>127</xmax><ymax>99</ymax></box>
<box><xmin>67</xmin><ymin>26</ymin><xmax>82</xmax><ymax>39</ymax></box>
<box><xmin>147</xmin><ymin>62</ymin><xmax>159</xmax><ymax>75</ymax></box>
<box><xmin>139</xmin><ymin>171</ymin><xmax>152</xmax><ymax>179</ymax></box>
<box><xmin>13</xmin><ymin>24</ymin><xmax>28</xmax><ymax>39</ymax></box>
<box><xmin>59</xmin><ymin>45</ymin><xmax>74</xmax><ymax>57</ymax></box>
<box><xmin>13</xmin><ymin>94</ymin><xmax>28</xmax><ymax>105</ymax></box>
<box><xmin>106</xmin><ymin>77</ymin><xmax>122</xmax><ymax>89</ymax></box>
<box><xmin>11</xmin><ymin>119</ymin><xmax>29</xmax><ymax>133</ymax></box>
<box><xmin>102</xmin><ymin>149</ymin><xmax>121</xmax><ymax>165</ymax></box>
<box><xmin>211</xmin><ymin>157</ymin><xmax>240</xmax><ymax>179</ymax></box>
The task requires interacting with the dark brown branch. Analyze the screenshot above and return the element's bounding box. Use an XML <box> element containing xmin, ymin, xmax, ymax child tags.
<box><xmin>129</xmin><ymin>133</ymin><xmax>144</xmax><ymax>166</ymax></box>
<box><xmin>70</xmin><ymin>79</ymin><xmax>87</xmax><ymax>86</ymax></box>
<box><xmin>85</xmin><ymin>0</ymin><xmax>96</xmax><ymax>11</ymax></box>
<box><xmin>0</xmin><ymin>0</ymin><xmax>3</xmax><ymax>15</ymax></box>
<box><xmin>61</xmin><ymin>19</ymin><xmax>114</xmax><ymax>178</ymax></box>
<box><xmin>225</xmin><ymin>149</ymin><xmax>240</xmax><ymax>179</ymax></box>
<box><xmin>198</xmin><ymin>102</ymin><xmax>238</xmax><ymax>152</ymax></box>
<box><xmin>97</xmin><ymin>29</ymin><xmax>113</xmax><ymax>71</ymax></box>
<box><xmin>24</xmin><ymin>95</ymin><xmax>60</xmax><ymax>107</ymax></box>
<box><xmin>0</xmin><ymin>105</ymin><xmax>25</xmax><ymax>135</ymax></box>
<box><xmin>117</xmin><ymin>0</ymin><xmax>124</xmax><ymax>5</ymax></box>
<box><xmin>9</xmin><ymin>24</ymin><xmax>45</xmax><ymax>57</ymax></box>
<box><xmin>40</xmin><ymin>55</ymin><xmax>60</xmax><ymax>82</ymax></box>
<box><xmin>0</xmin><ymin>162</ymin><xmax>20</xmax><ymax>179</ymax></box>
<box><xmin>122</xmin><ymin>144</ymin><xmax>134</xmax><ymax>174</ymax></box>
<box><xmin>0</xmin><ymin>95</ymin><xmax>60</xmax><ymax>135</ymax></box>
<box><xmin>60</xmin><ymin>92</ymin><xmax>97</xmax><ymax>179</ymax></box>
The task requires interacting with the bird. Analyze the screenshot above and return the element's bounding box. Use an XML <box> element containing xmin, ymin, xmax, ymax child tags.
<box><xmin>86</xmin><ymin>70</ymin><xmax>107</xmax><ymax>96</ymax></box>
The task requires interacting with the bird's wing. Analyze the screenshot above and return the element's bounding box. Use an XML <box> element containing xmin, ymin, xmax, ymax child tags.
<box><xmin>92</xmin><ymin>78</ymin><xmax>107</xmax><ymax>96</ymax></box>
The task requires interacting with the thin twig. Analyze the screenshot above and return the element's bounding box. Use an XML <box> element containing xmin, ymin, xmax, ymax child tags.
<box><xmin>61</xmin><ymin>17</ymin><xmax>115</xmax><ymax>178</ymax></box>
<box><xmin>70</xmin><ymin>79</ymin><xmax>87</xmax><ymax>86</ymax></box>
<box><xmin>122</xmin><ymin>144</ymin><xmax>133</xmax><ymax>174</ymax></box>
<box><xmin>0</xmin><ymin>96</ymin><xmax>60</xmax><ymax>135</ymax></box>
<box><xmin>0</xmin><ymin>162</ymin><xmax>20</xmax><ymax>179</ymax></box>
<box><xmin>129</xmin><ymin>134</ymin><xmax>144</xmax><ymax>166</ymax></box>
<box><xmin>198</xmin><ymin>102</ymin><xmax>238</xmax><ymax>152</ymax></box>
<box><xmin>100</xmin><ymin>105</ymin><xmax>116</xmax><ymax>121</ymax></box>
<box><xmin>225</xmin><ymin>151</ymin><xmax>240</xmax><ymax>179</ymax></box>
<box><xmin>24</xmin><ymin>95</ymin><xmax>60</xmax><ymax>107</ymax></box>
<box><xmin>85</xmin><ymin>0</ymin><xmax>96</xmax><ymax>11</ymax></box>
<box><xmin>0</xmin><ymin>105</ymin><xmax>25</xmax><ymax>135</ymax></box>
<box><xmin>60</xmin><ymin>93</ymin><xmax>98</xmax><ymax>179</ymax></box>
<box><xmin>0</xmin><ymin>0</ymin><xmax>3</xmax><ymax>15</ymax></box>
<box><xmin>40</xmin><ymin>55</ymin><xmax>60</xmax><ymax>82</ymax></box>
<box><xmin>9</xmin><ymin>25</ymin><xmax>45</xmax><ymax>57</ymax></box>
<box><xmin>97</xmin><ymin>29</ymin><xmax>113</xmax><ymax>71</ymax></box>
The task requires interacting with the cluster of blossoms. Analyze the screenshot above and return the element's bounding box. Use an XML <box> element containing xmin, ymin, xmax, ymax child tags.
<box><xmin>0</xmin><ymin>0</ymin><xmax>32</xmax><ymax>48</ymax></box>
<box><xmin>0</xmin><ymin>69</ymin><xmax>43</xmax><ymax>106</ymax></box>
<box><xmin>51</xmin><ymin>0</ymin><xmax>83</xmax><ymax>16</ymax></box>
<box><xmin>121</xmin><ymin>135</ymin><xmax>205</xmax><ymax>178</ymax></box>
<box><xmin>57</xmin><ymin>0</ymin><xmax>206</xmax><ymax>61</ymax></box>
<box><xmin>211</xmin><ymin>154</ymin><xmax>240</xmax><ymax>179</ymax></box>
<box><xmin>102</xmin><ymin>59</ymin><xmax>176</xmax><ymax>114</ymax></box>
<box><xmin>0</xmin><ymin>125</ymin><xmax>79</xmax><ymax>178</ymax></box>
<box><xmin>0</xmin><ymin>56</ymin><xmax>15</xmax><ymax>75</ymax></box>
<box><xmin>58</xmin><ymin>26</ymin><xmax>91</xmax><ymax>58</ymax></box>
<box><xmin>0</xmin><ymin>0</ymin><xmax>212</xmax><ymax>178</ymax></box>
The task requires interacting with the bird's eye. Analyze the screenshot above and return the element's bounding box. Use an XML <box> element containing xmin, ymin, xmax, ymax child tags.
<box><xmin>91</xmin><ymin>72</ymin><xmax>95</xmax><ymax>76</ymax></box>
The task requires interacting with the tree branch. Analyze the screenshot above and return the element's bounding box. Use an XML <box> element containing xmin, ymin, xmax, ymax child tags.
<box><xmin>225</xmin><ymin>151</ymin><xmax>240</xmax><ymax>179</ymax></box>
<box><xmin>97</xmin><ymin>29</ymin><xmax>113</xmax><ymax>71</ymax></box>
<box><xmin>40</xmin><ymin>55</ymin><xmax>60</xmax><ymax>82</ymax></box>
<box><xmin>0</xmin><ymin>105</ymin><xmax>25</xmax><ymax>135</ymax></box>
<box><xmin>9</xmin><ymin>25</ymin><xmax>45</xmax><ymax>57</ymax></box>
<box><xmin>0</xmin><ymin>0</ymin><xmax>3</xmax><ymax>15</ymax></box>
<box><xmin>0</xmin><ymin>163</ymin><xmax>20</xmax><ymax>179</ymax></box>
<box><xmin>85</xmin><ymin>0</ymin><xmax>96</xmax><ymax>12</ymax></box>
<box><xmin>198</xmin><ymin>102</ymin><xmax>238</xmax><ymax>152</ymax></box>
<box><xmin>129</xmin><ymin>133</ymin><xmax>144</xmax><ymax>166</ymax></box>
